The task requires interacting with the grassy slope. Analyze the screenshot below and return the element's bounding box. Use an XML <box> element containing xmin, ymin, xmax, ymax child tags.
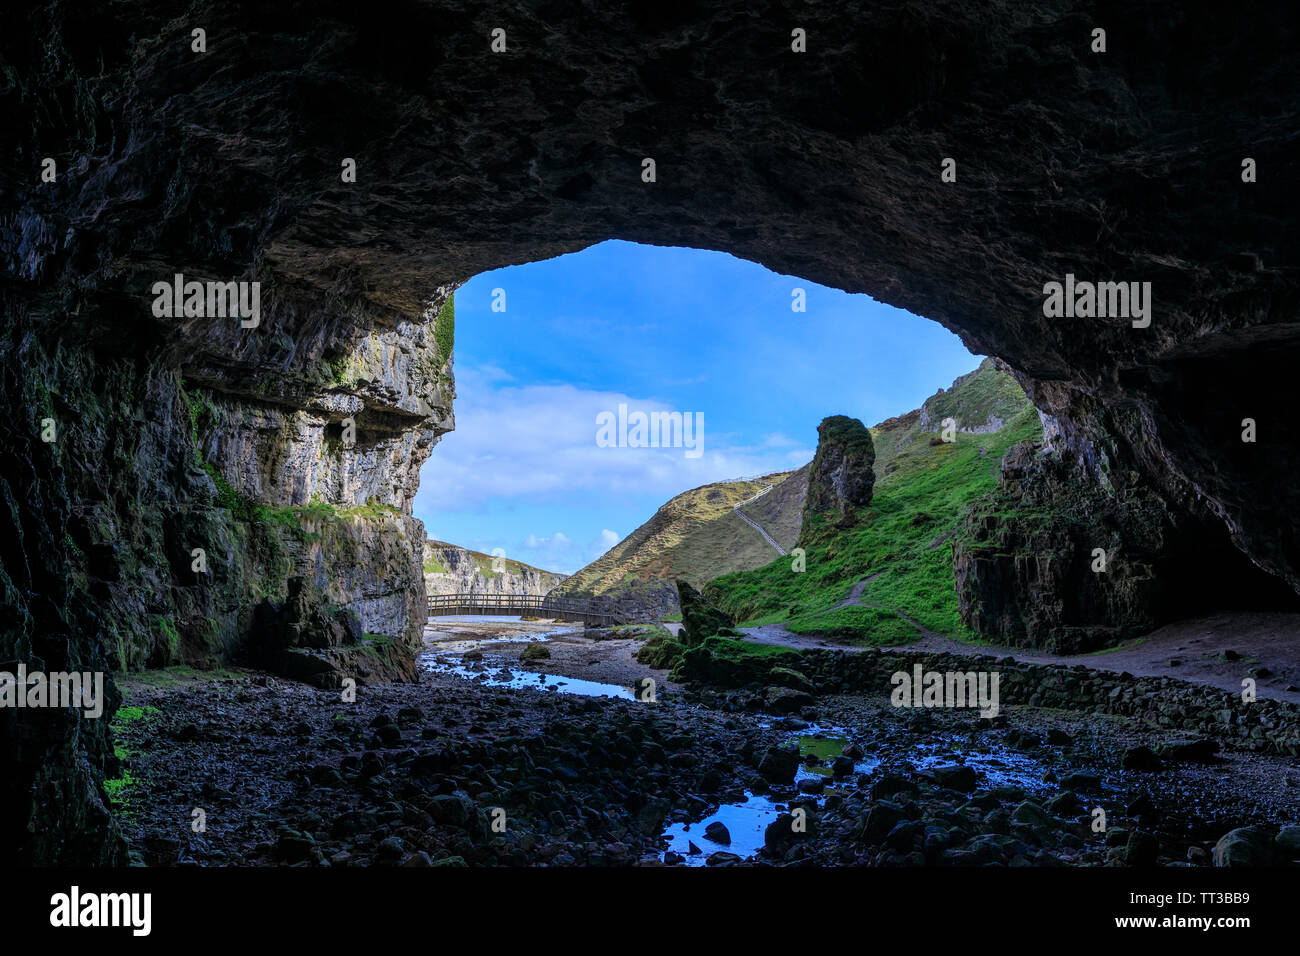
<box><xmin>737</xmin><ymin>462</ymin><xmax>809</xmax><ymax>552</ymax></box>
<box><xmin>707</xmin><ymin>360</ymin><xmax>1043</xmax><ymax>646</ymax></box>
<box><xmin>563</xmin><ymin>472</ymin><xmax>797</xmax><ymax>595</ymax></box>
<box><xmin>923</xmin><ymin>360</ymin><xmax>1028</xmax><ymax>429</ymax></box>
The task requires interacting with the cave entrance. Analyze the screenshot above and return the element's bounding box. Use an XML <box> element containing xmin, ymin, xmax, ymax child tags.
<box><xmin>411</xmin><ymin>239</ymin><xmax>1300</xmax><ymax>659</ymax></box>
<box><xmin>412</xmin><ymin>238</ymin><xmax>992</xmax><ymax>583</ymax></box>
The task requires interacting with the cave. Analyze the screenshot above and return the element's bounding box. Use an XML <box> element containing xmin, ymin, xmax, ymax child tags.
<box><xmin>3</xmin><ymin>1</ymin><xmax>1299</xmax><ymax>870</ymax></box>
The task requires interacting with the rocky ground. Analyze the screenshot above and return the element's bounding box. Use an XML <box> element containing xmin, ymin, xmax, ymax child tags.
<box><xmin>110</xmin><ymin>621</ymin><xmax>1300</xmax><ymax>867</ymax></box>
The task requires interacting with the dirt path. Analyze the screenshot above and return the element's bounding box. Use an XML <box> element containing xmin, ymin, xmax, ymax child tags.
<box><xmin>897</xmin><ymin>610</ymin><xmax>1300</xmax><ymax>704</ymax></box>
<box><xmin>830</xmin><ymin>574</ymin><xmax>878</xmax><ymax>608</ymax></box>
<box><xmin>733</xmin><ymin>608</ymin><xmax>1300</xmax><ymax>704</ymax></box>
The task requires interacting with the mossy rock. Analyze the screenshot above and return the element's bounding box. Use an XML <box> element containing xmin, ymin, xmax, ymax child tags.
<box><xmin>676</xmin><ymin>578</ymin><xmax>736</xmax><ymax>647</ymax></box>
<box><xmin>635</xmin><ymin>634</ymin><xmax>686</xmax><ymax>670</ymax></box>
<box><xmin>675</xmin><ymin>637</ymin><xmax>800</xmax><ymax>688</ymax></box>
<box><xmin>768</xmin><ymin>665</ymin><xmax>814</xmax><ymax>694</ymax></box>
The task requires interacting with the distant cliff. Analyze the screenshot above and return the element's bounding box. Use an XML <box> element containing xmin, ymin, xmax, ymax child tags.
<box><xmin>423</xmin><ymin>540</ymin><xmax>567</xmax><ymax>597</ymax></box>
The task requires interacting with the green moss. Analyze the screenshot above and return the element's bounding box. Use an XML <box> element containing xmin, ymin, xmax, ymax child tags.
<box><xmin>635</xmin><ymin>634</ymin><xmax>686</xmax><ymax>669</ymax></box>
<box><xmin>435</xmin><ymin>296</ymin><xmax>455</xmax><ymax>364</ymax></box>
<box><xmin>672</xmin><ymin>636</ymin><xmax>797</xmax><ymax>686</ymax></box>
<box><xmin>113</xmin><ymin>705</ymin><xmax>160</xmax><ymax>724</ymax></box>
<box><xmin>154</xmin><ymin>616</ymin><xmax>181</xmax><ymax>657</ymax></box>
<box><xmin>103</xmin><ymin>772</ymin><xmax>136</xmax><ymax>808</ymax></box>
<box><xmin>252</xmin><ymin>498</ymin><xmax>400</xmax><ymax>547</ymax></box>
<box><xmin>126</xmin><ymin>665</ymin><xmax>240</xmax><ymax>687</ymax></box>
<box><xmin>180</xmin><ymin>379</ymin><xmax>220</xmax><ymax>468</ymax></box>
<box><xmin>105</xmin><ymin>704</ymin><xmax>160</xmax><ymax>811</ymax></box>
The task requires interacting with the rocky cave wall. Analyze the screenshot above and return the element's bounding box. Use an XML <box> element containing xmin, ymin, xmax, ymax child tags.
<box><xmin>2</xmin><ymin>0</ymin><xmax>1299</xmax><ymax>863</ymax></box>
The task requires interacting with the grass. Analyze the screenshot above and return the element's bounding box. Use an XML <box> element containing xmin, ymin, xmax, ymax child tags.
<box><xmin>705</xmin><ymin>636</ymin><xmax>797</xmax><ymax>659</ymax></box>
<box><xmin>923</xmin><ymin>359</ymin><xmax>1026</xmax><ymax>430</ymax></box>
<box><xmin>707</xmin><ymin>403</ymin><xmax>1043</xmax><ymax>643</ymax></box>
<box><xmin>564</xmin><ymin>472</ymin><xmax>797</xmax><ymax>596</ymax></box>
<box><xmin>786</xmin><ymin>605</ymin><xmax>920</xmax><ymax>645</ymax></box>
<box><xmin>105</xmin><ymin>705</ymin><xmax>160</xmax><ymax>811</ymax></box>
<box><xmin>435</xmin><ymin>296</ymin><xmax>455</xmax><ymax>364</ymax></box>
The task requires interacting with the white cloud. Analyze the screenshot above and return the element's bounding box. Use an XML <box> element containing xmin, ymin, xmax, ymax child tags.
<box><xmin>413</xmin><ymin>365</ymin><xmax>815</xmax><ymax>513</ymax></box>
<box><xmin>525</xmin><ymin>532</ymin><xmax>570</xmax><ymax>548</ymax></box>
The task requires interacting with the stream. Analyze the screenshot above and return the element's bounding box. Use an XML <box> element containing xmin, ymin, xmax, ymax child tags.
<box><xmin>419</xmin><ymin>615</ymin><xmax>635</xmax><ymax>699</ymax></box>
<box><xmin>418</xmin><ymin>616</ymin><xmax>1133</xmax><ymax>867</ymax></box>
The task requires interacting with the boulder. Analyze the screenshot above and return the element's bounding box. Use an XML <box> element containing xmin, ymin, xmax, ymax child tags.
<box><xmin>675</xmin><ymin>580</ymin><xmax>738</xmax><ymax>647</ymax></box>
<box><xmin>800</xmin><ymin>416</ymin><xmax>875</xmax><ymax>540</ymax></box>
<box><xmin>932</xmin><ymin>764</ymin><xmax>979</xmax><ymax>792</ymax></box>
<box><xmin>1213</xmin><ymin>827</ymin><xmax>1281</xmax><ymax>866</ymax></box>
<box><xmin>1158</xmin><ymin>738</ymin><xmax>1220</xmax><ymax>763</ymax></box>
<box><xmin>764</xmin><ymin>685</ymin><xmax>815</xmax><ymax>715</ymax></box>
<box><xmin>1121</xmin><ymin>746</ymin><xmax>1163</xmax><ymax>771</ymax></box>
<box><xmin>757</xmin><ymin>745</ymin><xmax>800</xmax><ymax>784</ymax></box>
<box><xmin>704</xmin><ymin>821</ymin><xmax>731</xmax><ymax>845</ymax></box>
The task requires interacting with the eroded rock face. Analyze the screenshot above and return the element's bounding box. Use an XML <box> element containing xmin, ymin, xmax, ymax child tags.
<box><xmin>675</xmin><ymin>580</ymin><xmax>737</xmax><ymax>648</ymax></box>
<box><xmin>248</xmin><ymin>576</ymin><xmax>415</xmax><ymax>687</ymax></box>
<box><xmin>423</xmin><ymin>540</ymin><xmax>566</xmax><ymax>598</ymax></box>
<box><xmin>2</xmin><ymin>1</ymin><xmax>1299</xmax><ymax>863</ymax></box>
<box><xmin>801</xmin><ymin>416</ymin><xmax>876</xmax><ymax>539</ymax></box>
<box><xmin>955</xmin><ymin>440</ymin><xmax>1300</xmax><ymax>653</ymax></box>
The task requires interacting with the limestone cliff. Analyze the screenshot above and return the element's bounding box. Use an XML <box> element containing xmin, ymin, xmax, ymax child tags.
<box><xmin>423</xmin><ymin>540</ymin><xmax>566</xmax><ymax>598</ymax></box>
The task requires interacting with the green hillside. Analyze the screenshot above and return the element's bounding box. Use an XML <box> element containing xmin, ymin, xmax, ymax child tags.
<box><xmin>706</xmin><ymin>359</ymin><xmax>1043</xmax><ymax>645</ymax></box>
<box><xmin>563</xmin><ymin>471</ymin><xmax>799</xmax><ymax>597</ymax></box>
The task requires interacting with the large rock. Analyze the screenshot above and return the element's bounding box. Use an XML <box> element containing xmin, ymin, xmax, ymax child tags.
<box><xmin>1213</xmin><ymin>827</ymin><xmax>1282</xmax><ymax>867</ymax></box>
<box><xmin>675</xmin><ymin>579</ymin><xmax>738</xmax><ymax>647</ymax></box>
<box><xmin>800</xmin><ymin>416</ymin><xmax>875</xmax><ymax>541</ymax></box>
<box><xmin>954</xmin><ymin>445</ymin><xmax>1298</xmax><ymax>652</ymax></box>
<box><xmin>764</xmin><ymin>685</ymin><xmax>815</xmax><ymax>715</ymax></box>
<box><xmin>248</xmin><ymin>577</ymin><xmax>414</xmax><ymax>688</ymax></box>
<box><xmin>757</xmin><ymin>745</ymin><xmax>800</xmax><ymax>784</ymax></box>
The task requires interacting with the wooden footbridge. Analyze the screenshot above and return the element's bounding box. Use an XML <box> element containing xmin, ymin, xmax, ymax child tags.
<box><xmin>427</xmin><ymin>592</ymin><xmax>618</xmax><ymax>626</ymax></box>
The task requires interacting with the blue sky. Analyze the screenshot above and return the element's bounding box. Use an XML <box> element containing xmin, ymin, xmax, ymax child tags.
<box><xmin>412</xmin><ymin>240</ymin><xmax>981</xmax><ymax>574</ymax></box>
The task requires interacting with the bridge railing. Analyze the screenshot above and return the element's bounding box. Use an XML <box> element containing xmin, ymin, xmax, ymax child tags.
<box><xmin>426</xmin><ymin>592</ymin><xmax>616</xmax><ymax>622</ymax></box>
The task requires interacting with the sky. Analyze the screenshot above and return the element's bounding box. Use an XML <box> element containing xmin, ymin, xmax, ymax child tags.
<box><xmin>411</xmin><ymin>240</ymin><xmax>981</xmax><ymax>574</ymax></box>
